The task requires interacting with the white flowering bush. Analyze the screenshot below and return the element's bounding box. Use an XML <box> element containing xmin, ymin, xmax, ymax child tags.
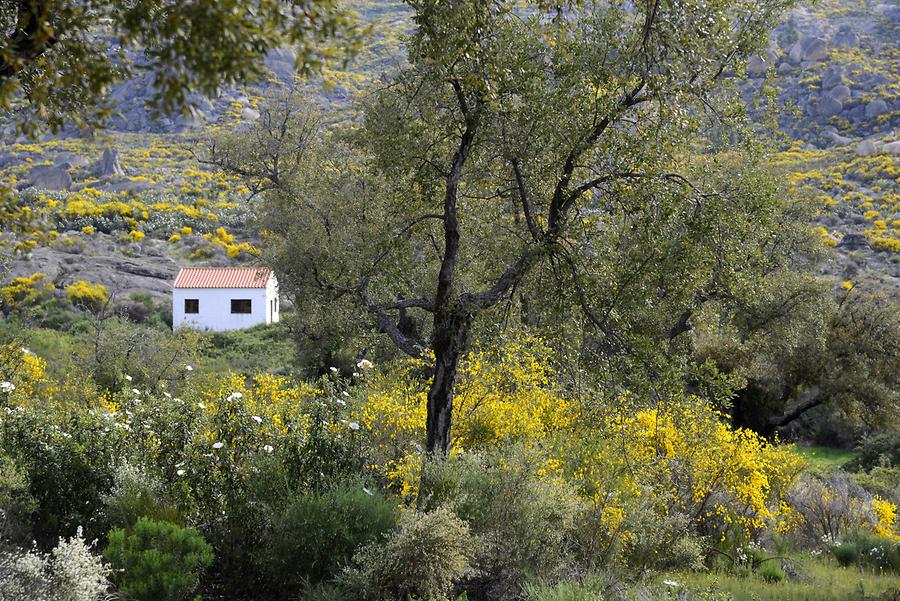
<box><xmin>0</xmin><ymin>529</ymin><xmax>109</xmax><ymax>601</ymax></box>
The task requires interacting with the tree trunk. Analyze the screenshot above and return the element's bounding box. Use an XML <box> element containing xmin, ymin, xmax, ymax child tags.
<box><xmin>424</xmin><ymin>304</ymin><xmax>471</xmax><ymax>456</ymax></box>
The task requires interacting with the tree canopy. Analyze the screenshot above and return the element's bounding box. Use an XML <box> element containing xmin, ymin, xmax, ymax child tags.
<box><xmin>0</xmin><ymin>0</ymin><xmax>362</xmax><ymax>133</ymax></box>
<box><xmin>209</xmin><ymin>0</ymin><xmax>828</xmax><ymax>455</ymax></box>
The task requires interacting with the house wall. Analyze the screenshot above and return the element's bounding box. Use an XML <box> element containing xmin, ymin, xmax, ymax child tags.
<box><xmin>173</xmin><ymin>286</ymin><xmax>271</xmax><ymax>331</ymax></box>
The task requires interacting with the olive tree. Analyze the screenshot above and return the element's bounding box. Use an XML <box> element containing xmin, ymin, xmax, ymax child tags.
<box><xmin>210</xmin><ymin>0</ymin><xmax>806</xmax><ymax>455</ymax></box>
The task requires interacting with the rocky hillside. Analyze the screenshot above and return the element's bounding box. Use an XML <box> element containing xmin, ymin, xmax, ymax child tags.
<box><xmin>0</xmin><ymin>0</ymin><xmax>897</xmax><ymax>305</ymax></box>
<box><xmin>748</xmin><ymin>0</ymin><xmax>899</xmax><ymax>143</ymax></box>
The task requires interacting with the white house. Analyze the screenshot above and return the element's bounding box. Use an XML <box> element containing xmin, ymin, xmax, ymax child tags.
<box><xmin>172</xmin><ymin>267</ymin><xmax>279</xmax><ymax>331</ymax></box>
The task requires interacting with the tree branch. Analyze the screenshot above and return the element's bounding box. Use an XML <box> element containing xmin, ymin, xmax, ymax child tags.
<box><xmin>358</xmin><ymin>286</ymin><xmax>428</xmax><ymax>358</ymax></box>
<box><xmin>547</xmin><ymin>82</ymin><xmax>647</xmax><ymax>234</ymax></box>
<box><xmin>465</xmin><ymin>246</ymin><xmax>544</xmax><ymax>310</ymax></box>
<box><xmin>768</xmin><ymin>387</ymin><xmax>824</xmax><ymax>429</ymax></box>
<box><xmin>434</xmin><ymin>89</ymin><xmax>481</xmax><ymax>311</ymax></box>
<box><xmin>510</xmin><ymin>158</ymin><xmax>541</xmax><ymax>241</ymax></box>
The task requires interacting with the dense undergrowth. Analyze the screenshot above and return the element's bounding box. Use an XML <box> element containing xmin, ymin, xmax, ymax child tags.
<box><xmin>0</xmin><ymin>330</ymin><xmax>897</xmax><ymax>600</ymax></box>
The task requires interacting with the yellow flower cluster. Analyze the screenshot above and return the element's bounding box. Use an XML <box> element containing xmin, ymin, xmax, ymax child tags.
<box><xmin>872</xmin><ymin>495</ymin><xmax>899</xmax><ymax>540</ymax></box>
<box><xmin>191</xmin><ymin>226</ymin><xmax>259</xmax><ymax>259</ymax></box>
<box><xmin>65</xmin><ymin>280</ymin><xmax>109</xmax><ymax>309</ymax></box>
<box><xmin>0</xmin><ymin>272</ymin><xmax>51</xmax><ymax>310</ymax></box>
<box><xmin>198</xmin><ymin>373</ymin><xmax>320</xmax><ymax>441</ymax></box>
<box><xmin>360</xmin><ymin>335</ymin><xmax>576</xmax><ymax>493</ymax></box>
<box><xmin>812</xmin><ymin>225</ymin><xmax>839</xmax><ymax>247</ymax></box>
<box><xmin>0</xmin><ymin>345</ymin><xmax>50</xmax><ymax>405</ymax></box>
<box><xmin>612</xmin><ymin>406</ymin><xmax>803</xmax><ymax>534</ymax></box>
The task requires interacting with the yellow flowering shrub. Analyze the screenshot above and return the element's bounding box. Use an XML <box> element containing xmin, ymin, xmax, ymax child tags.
<box><xmin>553</xmin><ymin>398</ymin><xmax>805</xmax><ymax>560</ymax></box>
<box><xmin>870</xmin><ymin>237</ymin><xmax>900</xmax><ymax>253</ymax></box>
<box><xmin>0</xmin><ymin>345</ymin><xmax>50</xmax><ymax>404</ymax></box>
<box><xmin>872</xmin><ymin>496</ymin><xmax>899</xmax><ymax>540</ymax></box>
<box><xmin>360</xmin><ymin>335</ymin><xmax>577</xmax><ymax>494</ymax></box>
<box><xmin>65</xmin><ymin>280</ymin><xmax>109</xmax><ymax>310</ymax></box>
<box><xmin>361</xmin><ymin>335</ymin><xmax>802</xmax><ymax>547</ymax></box>
<box><xmin>197</xmin><ymin>373</ymin><xmax>320</xmax><ymax>442</ymax></box>
<box><xmin>1</xmin><ymin>272</ymin><xmax>52</xmax><ymax>311</ymax></box>
<box><xmin>187</xmin><ymin>226</ymin><xmax>258</xmax><ymax>259</ymax></box>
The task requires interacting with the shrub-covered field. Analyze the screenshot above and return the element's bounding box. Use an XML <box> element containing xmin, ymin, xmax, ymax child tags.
<box><xmin>0</xmin><ymin>333</ymin><xmax>897</xmax><ymax>600</ymax></box>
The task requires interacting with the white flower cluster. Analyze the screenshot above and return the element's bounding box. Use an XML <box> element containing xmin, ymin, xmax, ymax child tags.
<box><xmin>0</xmin><ymin>528</ymin><xmax>109</xmax><ymax>601</ymax></box>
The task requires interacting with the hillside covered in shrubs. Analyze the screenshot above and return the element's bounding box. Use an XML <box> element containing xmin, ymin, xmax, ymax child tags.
<box><xmin>1</xmin><ymin>0</ymin><xmax>899</xmax><ymax>600</ymax></box>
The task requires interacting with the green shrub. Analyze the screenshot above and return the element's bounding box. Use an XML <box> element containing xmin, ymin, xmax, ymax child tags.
<box><xmin>522</xmin><ymin>576</ymin><xmax>609</xmax><ymax>601</ymax></box>
<box><xmin>101</xmin><ymin>462</ymin><xmax>182</xmax><ymax>529</ymax></box>
<box><xmin>0</xmin><ymin>453</ymin><xmax>36</xmax><ymax>545</ymax></box>
<box><xmin>104</xmin><ymin>517</ymin><xmax>213</xmax><ymax>601</ymax></box>
<box><xmin>342</xmin><ymin>507</ymin><xmax>475</xmax><ymax>601</ymax></box>
<box><xmin>592</xmin><ymin>494</ymin><xmax>704</xmax><ymax>572</ymax></box>
<box><xmin>853</xmin><ymin>466</ymin><xmax>900</xmax><ymax>505</ymax></box>
<box><xmin>420</xmin><ymin>447</ymin><xmax>581</xmax><ymax>589</ymax></box>
<box><xmin>846</xmin><ymin>434</ymin><xmax>900</xmax><ymax>473</ymax></box>
<box><xmin>0</xmin><ymin>408</ymin><xmax>123</xmax><ymax>545</ymax></box>
<box><xmin>829</xmin><ymin>529</ymin><xmax>900</xmax><ymax>572</ymax></box>
<box><xmin>302</xmin><ymin>582</ymin><xmax>354</xmax><ymax>601</ymax></box>
<box><xmin>758</xmin><ymin>560</ymin><xmax>785</xmax><ymax>583</ymax></box>
<box><xmin>831</xmin><ymin>539</ymin><xmax>859</xmax><ymax>567</ymax></box>
<box><xmin>256</xmin><ymin>478</ymin><xmax>397</xmax><ymax>595</ymax></box>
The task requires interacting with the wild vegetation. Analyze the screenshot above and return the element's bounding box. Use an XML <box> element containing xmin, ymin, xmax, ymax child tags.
<box><xmin>0</xmin><ymin>0</ymin><xmax>898</xmax><ymax>600</ymax></box>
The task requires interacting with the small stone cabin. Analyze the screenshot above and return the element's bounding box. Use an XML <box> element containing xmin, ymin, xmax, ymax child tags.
<box><xmin>172</xmin><ymin>267</ymin><xmax>279</xmax><ymax>331</ymax></box>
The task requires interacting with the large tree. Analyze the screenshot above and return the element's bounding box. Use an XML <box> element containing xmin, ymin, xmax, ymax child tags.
<box><xmin>0</xmin><ymin>0</ymin><xmax>361</xmax><ymax>133</ymax></box>
<box><xmin>210</xmin><ymin>0</ymin><xmax>807</xmax><ymax>455</ymax></box>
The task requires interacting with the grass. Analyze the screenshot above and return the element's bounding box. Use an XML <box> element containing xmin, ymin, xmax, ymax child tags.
<box><xmin>200</xmin><ymin>319</ymin><xmax>299</xmax><ymax>376</ymax></box>
<box><xmin>795</xmin><ymin>445</ymin><xmax>859</xmax><ymax>471</ymax></box>
<box><xmin>1</xmin><ymin>306</ymin><xmax>300</xmax><ymax>381</ymax></box>
<box><xmin>662</xmin><ymin>556</ymin><xmax>900</xmax><ymax>601</ymax></box>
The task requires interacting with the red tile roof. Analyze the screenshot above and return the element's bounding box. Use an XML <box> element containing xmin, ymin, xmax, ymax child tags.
<box><xmin>174</xmin><ymin>267</ymin><xmax>272</xmax><ymax>289</ymax></box>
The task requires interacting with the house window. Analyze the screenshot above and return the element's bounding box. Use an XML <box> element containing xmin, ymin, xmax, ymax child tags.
<box><xmin>231</xmin><ymin>299</ymin><xmax>252</xmax><ymax>314</ymax></box>
<box><xmin>184</xmin><ymin>299</ymin><xmax>199</xmax><ymax>314</ymax></box>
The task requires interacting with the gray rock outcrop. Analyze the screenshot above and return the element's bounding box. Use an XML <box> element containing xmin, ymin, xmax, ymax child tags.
<box><xmin>864</xmin><ymin>100</ymin><xmax>889</xmax><ymax>119</ymax></box>
<box><xmin>826</xmin><ymin>131</ymin><xmax>852</xmax><ymax>146</ymax></box>
<box><xmin>53</xmin><ymin>152</ymin><xmax>88</xmax><ymax>169</ymax></box>
<box><xmin>832</xmin><ymin>26</ymin><xmax>860</xmax><ymax>47</ymax></box>
<box><xmin>93</xmin><ymin>148</ymin><xmax>125</xmax><ymax>177</ymax></box>
<box><xmin>27</xmin><ymin>165</ymin><xmax>72</xmax><ymax>191</ymax></box>
<box><xmin>240</xmin><ymin>107</ymin><xmax>261</xmax><ymax>122</ymax></box>
<box><xmin>827</xmin><ymin>85</ymin><xmax>851</xmax><ymax>103</ymax></box>
<box><xmin>818</xmin><ymin>95</ymin><xmax>843</xmax><ymax>117</ymax></box>
<box><xmin>855</xmin><ymin>139</ymin><xmax>879</xmax><ymax>156</ymax></box>
<box><xmin>789</xmin><ymin>36</ymin><xmax>830</xmax><ymax>64</ymax></box>
<box><xmin>838</xmin><ymin>233</ymin><xmax>870</xmax><ymax>251</ymax></box>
